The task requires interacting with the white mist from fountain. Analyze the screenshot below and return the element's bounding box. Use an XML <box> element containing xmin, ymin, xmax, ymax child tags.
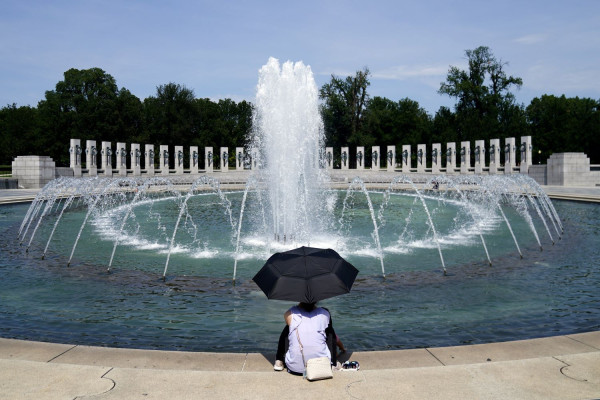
<box><xmin>249</xmin><ymin>57</ymin><xmax>330</xmax><ymax>244</ymax></box>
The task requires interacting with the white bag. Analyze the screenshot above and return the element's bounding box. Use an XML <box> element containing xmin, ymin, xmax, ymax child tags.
<box><xmin>305</xmin><ymin>356</ymin><xmax>333</xmax><ymax>381</ymax></box>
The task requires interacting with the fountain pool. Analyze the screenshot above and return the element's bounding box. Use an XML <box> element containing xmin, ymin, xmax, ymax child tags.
<box><xmin>1</xmin><ymin>57</ymin><xmax>599</xmax><ymax>353</ymax></box>
<box><xmin>1</xmin><ymin>184</ymin><xmax>599</xmax><ymax>352</ymax></box>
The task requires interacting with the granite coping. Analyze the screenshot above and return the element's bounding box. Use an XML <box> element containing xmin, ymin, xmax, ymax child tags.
<box><xmin>1</xmin><ymin>331</ymin><xmax>598</xmax><ymax>372</ymax></box>
<box><xmin>0</xmin><ymin>333</ymin><xmax>599</xmax><ymax>400</ymax></box>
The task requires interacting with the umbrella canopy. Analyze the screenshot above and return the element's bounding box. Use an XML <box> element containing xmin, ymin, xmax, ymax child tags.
<box><xmin>252</xmin><ymin>246</ymin><xmax>359</xmax><ymax>303</ymax></box>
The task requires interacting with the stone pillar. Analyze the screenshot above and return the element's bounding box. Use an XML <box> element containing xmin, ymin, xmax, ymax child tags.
<box><xmin>116</xmin><ymin>142</ymin><xmax>127</xmax><ymax>176</ymax></box>
<box><xmin>371</xmin><ymin>146</ymin><xmax>380</xmax><ymax>171</ymax></box>
<box><xmin>220</xmin><ymin>147</ymin><xmax>229</xmax><ymax>171</ymax></box>
<box><xmin>504</xmin><ymin>137</ymin><xmax>516</xmax><ymax>174</ymax></box>
<box><xmin>190</xmin><ymin>146</ymin><xmax>199</xmax><ymax>174</ymax></box>
<box><xmin>145</xmin><ymin>144</ymin><xmax>155</xmax><ymax>176</ymax></box>
<box><xmin>431</xmin><ymin>143</ymin><xmax>441</xmax><ymax>174</ymax></box>
<box><xmin>340</xmin><ymin>147</ymin><xmax>349</xmax><ymax>170</ymax></box>
<box><xmin>460</xmin><ymin>141</ymin><xmax>471</xmax><ymax>174</ymax></box>
<box><xmin>489</xmin><ymin>139</ymin><xmax>500</xmax><ymax>174</ymax></box>
<box><xmin>159</xmin><ymin>145</ymin><xmax>169</xmax><ymax>175</ymax></box>
<box><xmin>175</xmin><ymin>146</ymin><xmax>184</xmax><ymax>174</ymax></box>
<box><xmin>85</xmin><ymin>140</ymin><xmax>97</xmax><ymax>176</ymax></box>
<box><xmin>236</xmin><ymin>147</ymin><xmax>245</xmax><ymax>171</ymax></box>
<box><xmin>130</xmin><ymin>143</ymin><xmax>141</xmax><ymax>176</ymax></box>
<box><xmin>356</xmin><ymin>147</ymin><xmax>365</xmax><ymax>170</ymax></box>
<box><xmin>387</xmin><ymin>145</ymin><xmax>396</xmax><ymax>172</ymax></box>
<box><xmin>205</xmin><ymin>147</ymin><xmax>214</xmax><ymax>173</ymax></box>
<box><xmin>446</xmin><ymin>142</ymin><xmax>456</xmax><ymax>174</ymax></box>
<box><xmin>325</xmin><ymin>147</ymin><xmax>334</xmax><ymax>170</ymax></box>
<box><xmin>474</xmin><ymin>140</ymin><xmax>485</xmax><ymax>174</ymax></box>
<box><xmin>101</xmin><ymin>141</ymin><xmax>113</xmax><ymax>177</ymax></box>
<box><xmin>400</xmin><ymin>145</ymin><xmax>410</xmax><ymax>173</ymax></box>
<box><xmin>12</xmin><ymin>156</ymin><xmax>56</xmax><ymax>189</ymax></box>
<box><xmin>249</xmin><ymin>148</ymin><xmax>258</xmax><ymax>170</ymax></box>
<box><xmin>69</xmin><ymin>139</ymin><xmax>82</xmax><ymax>177</ymax></box>
<box><xmin>417</xmin><ymin>144</ymin><xmax>426</xmax><ymax>173</ymax></box>
<box><xmin>520</xmin><ymin>136</ymin><xmax>532</xmax><ymax>174</ymax></box>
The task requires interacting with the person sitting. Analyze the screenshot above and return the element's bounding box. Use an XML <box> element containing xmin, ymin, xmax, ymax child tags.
<box><xmin>273</xmin><ymin>302</ymin><xmax>338</xmax><ymax>374</ymax></box>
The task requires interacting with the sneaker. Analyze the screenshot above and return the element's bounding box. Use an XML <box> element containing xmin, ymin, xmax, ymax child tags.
<box><xmin>274</xmin><ymin>360</ymin><xmax>284</xmax><ymax>371</ymax></box>
<box><xmin>342</xmin><ymin>361</ymin><xmax>360</xmax><ymax>371</ymax></box>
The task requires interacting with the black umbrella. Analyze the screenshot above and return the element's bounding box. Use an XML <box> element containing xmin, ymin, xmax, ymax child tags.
<box><xmin>252</xmin><ymin>246</ymin><xmax>359</xmax><ymax>303</ymax></box>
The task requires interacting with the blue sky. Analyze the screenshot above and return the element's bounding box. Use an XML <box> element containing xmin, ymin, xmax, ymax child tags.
<box><xmin>1</xmin><ymin>0</ymin><xmax>599</xmax><ymax>114</ymax></box>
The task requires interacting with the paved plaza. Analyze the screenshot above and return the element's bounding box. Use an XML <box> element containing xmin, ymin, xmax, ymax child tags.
<box><xmin>1</xmin><ymin>183</ymin><xmax>599</xmax><ymax>399</ymax></box>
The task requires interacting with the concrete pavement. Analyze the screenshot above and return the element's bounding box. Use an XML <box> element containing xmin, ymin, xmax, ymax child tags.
<box><xmin>0</xmin><ymin>333</ymin><xmax>599</xmax><ymax>399</ymax></box>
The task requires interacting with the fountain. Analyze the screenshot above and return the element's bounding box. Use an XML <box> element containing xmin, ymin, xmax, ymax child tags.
<box><xmin>1</xmin><ymin>58</ymin><xmax>599</xmax><ymax>353</ymax></box>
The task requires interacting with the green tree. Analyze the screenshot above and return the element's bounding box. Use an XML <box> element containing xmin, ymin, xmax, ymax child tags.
<box><xmin>526</xmin><ymin>95</ymin><xmax>600</xmax><ymax>163</ymax></box>
<box><xmin>361</xmin><ymin>97</ymin><xmax>431</xmax><ymax>166</ymax></box>
<box><xmin>37</xmin><ymin>67</ymin><xmax>141</xmax><ymax>165</ymax></box>
<box><xmin>143</xmin><ymin>83</ymin><xmax>198</xmax><ymax>166</ymax></box>
<box><xmin>439</xmin><ymin>46</ymin><xmax>525</xmax><ymax>142</ymax></box>
<box><xmin>0</xmin><ymin>104</ymin><xmax>40</xmax><ymax>165</ymax></box>
<box><xmin>319</xmin><ymin>67</ymin><xmax>371</xmax><ymax>148</ymax></box>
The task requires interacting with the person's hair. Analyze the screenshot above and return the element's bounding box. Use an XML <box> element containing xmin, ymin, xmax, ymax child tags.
<box><xmin>298</xmin><ymin>302</ymin><xmax>316</xmax><ymax>311</ymax></box>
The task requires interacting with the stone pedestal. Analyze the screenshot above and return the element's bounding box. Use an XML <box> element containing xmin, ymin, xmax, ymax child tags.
<box><xmin>489</xmin><ymin>139</ymin><xmax>500</xmax><ymax>174</ymax></box>
<box><xmin>145</xmin><ymin>144</ymin><xmax>155</xmax><ymax>176</ymax></box>
<box><xmin>205</xmin><ymin>147</ymin><xmax>214</xmax><ymax>172</ymax></box>
<box><xmin>387</xmin><ymin>145</ymin><xmax>396</xmax><ymax>172</ymax></box>
<box><xmin>12</xmin><ymin>156</ymin><xmax>56</xmax><ymax>189</ymax></box>
<box><xmin>190</xmin><ymin>146</ymin><xmax>199</xmax><ymax>174</ymax></box>
<box><xmin>547</xmin><ymin>153</ymin><xmax>592</xmax><ymax>186</ymax></box>
<box><xmin>69</xmin><ymin>139</ymin><xmax>82</xmax><ymax>177</ymax></box>
<box><xmin>371</xmin><ymin>146</ymin><xmax>380</xmax><ymax>171</ymax></box>
<box><xmin>131</xmin><ymin>143</ymin><xmax>141</xmax><ymax>176</ymax></box>
<box><xmin>460</xmin><ymin>141</ymin><xmax>471</xmax><ymax>174</ymax></box>
<box><xmin>417</xmin><ymin>144</ymin><xmax>426</xmax><ymax>173</ymax></box>
<box><xmin>325</xmin><ymin>147</ymin><xmax>334</xmax><ymax>170</ymax></box>
<box><xmin>101</xmin><ymin>141</ymin><xmax>113</xmax><ymax>177</ymax></box>
<box><xmin>220</xmin><ymin>147</ymin><xmax>229</xmax><ymax>171</ymax></box>
<box><xmin>341</xmin><ymin>147</ymin><xmax>349</xmax><ymax>170</ymax></box>
<box><xmin>159</xmin><ymin>145</ymin><xmax>169</xmax><ymax>175</ymax></box>
<box><xmin>356</xmin><ymin>147</ymin><xmax>365</xmax><ymax>170</ymax></box>
<box><xmin>474</xmin><ymin>140</ymin><xmax>485</xmax><ymax>174</ymax></box>
<box><xmin>116</xmin><ymin>142</ymin><xmax>127</xmax><ymax>176</ymax></box>
<box><xmin>431</xmin><ymin>143</ymin><xmax>441</xmax><ymax>174</ymax></box>
<box><xmin>86</xmin><ymin>140</ymin><xmax>98</xmax><ymax>177</ymax></box>
<box><xmin>236</xmin><ymin>147</ymin><xmax>245</xmax><ymax>171</ymax></box>
<box><xmin>446</xmin><ymin>142</ymin><xmax>456</xmax><ymax>174</ymax></box>
<box><xmin>175</xmin><ymin>146</ymin><xmax>184</xmax><ymax>174</ymax></box>
<box><xmin>520</xmin><ymin>136</ymin><xmax>532</xmax><ymax>174</ymax></box>
<box><xmin>504</xmin><ymin>137</ymin><xmax>516</xmax><ymax>174</ymax></box>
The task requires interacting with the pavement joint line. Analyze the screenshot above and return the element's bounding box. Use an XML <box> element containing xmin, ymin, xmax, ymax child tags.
<box><xmin>241</xmin><ymin>352</ymin><xmax>248</xmax><ymax>372</ymax></box>
<box><xmin>554</xmin><ymin>356</ymin><xmax>590</xmax><ymax>383</ymax></box>
<box><xmin>47</xmin><ymin>344</ymin><xmax>78</xmax><ymax>363</ymax></box>
<box><xmin>425</xmin><ymin>348</ymin><xmax>445</xmax><ymax>366</ymax></box>
<box><xmin>344</xmin><ymin>372</ymin><xmax>366</xmax><ymax>400</ymax></box>
<box><xmin>565</xmin><ymin>334</ymin><xmax>600</xmax><ymax>351</ymax></box>
<box><xmin>73</xmin><ymin>367</ymin><xmax>116</xmax><ymax>400</ymax></box>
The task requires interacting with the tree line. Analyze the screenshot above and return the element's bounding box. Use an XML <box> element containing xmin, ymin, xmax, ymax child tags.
<box><xmin>1</xmin><ymin>46</ymin><xmax>599</xmax><ymax>168</ymax></box>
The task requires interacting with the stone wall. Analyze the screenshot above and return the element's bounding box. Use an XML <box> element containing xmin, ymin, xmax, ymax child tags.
<box><xmin>0</xmin><ymin>178</ymin><xmax>18</xmax><ymax>189</ymax></box>
<box><xmin>547</xmin><ymin>153</ymin><xmax>594</xmax><ymax>186</ymax></box>
<box><xmin>11</xmin><ymin>156</ymin><xmax>56</xmax><ymax>189</ymax></box>
<box><xmin>528</xmin><ymin>165</ymin><xmax>547</xmax><ymax>185</ymax></box>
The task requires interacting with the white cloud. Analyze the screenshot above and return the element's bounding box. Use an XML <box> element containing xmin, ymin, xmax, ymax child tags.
<box><xmin>514</xmin><ymin>34</ymin><xmax>547</xmax><ymax>45</ymax></box>
<box><xmin>373</xmin><ymin>65</ymin><xmax>449</xmax><ymax>80</ymax></box>
<box><xmin>524</xmin><ymin>64</ymin><xmax>600</xmax><ymax>94</ymax></box>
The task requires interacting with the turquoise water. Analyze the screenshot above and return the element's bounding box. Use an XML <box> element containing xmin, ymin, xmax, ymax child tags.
<box><xmin>1</xmin><ymin>196</ymin><xmax>599</xmax><ymax>352</ymax></box>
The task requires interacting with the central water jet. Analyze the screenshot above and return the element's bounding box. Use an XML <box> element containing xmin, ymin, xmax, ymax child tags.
<box><xmin>250</xmin><ymin>57</ymin><xmax>330</xmax><ymax>244</ymax></box>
